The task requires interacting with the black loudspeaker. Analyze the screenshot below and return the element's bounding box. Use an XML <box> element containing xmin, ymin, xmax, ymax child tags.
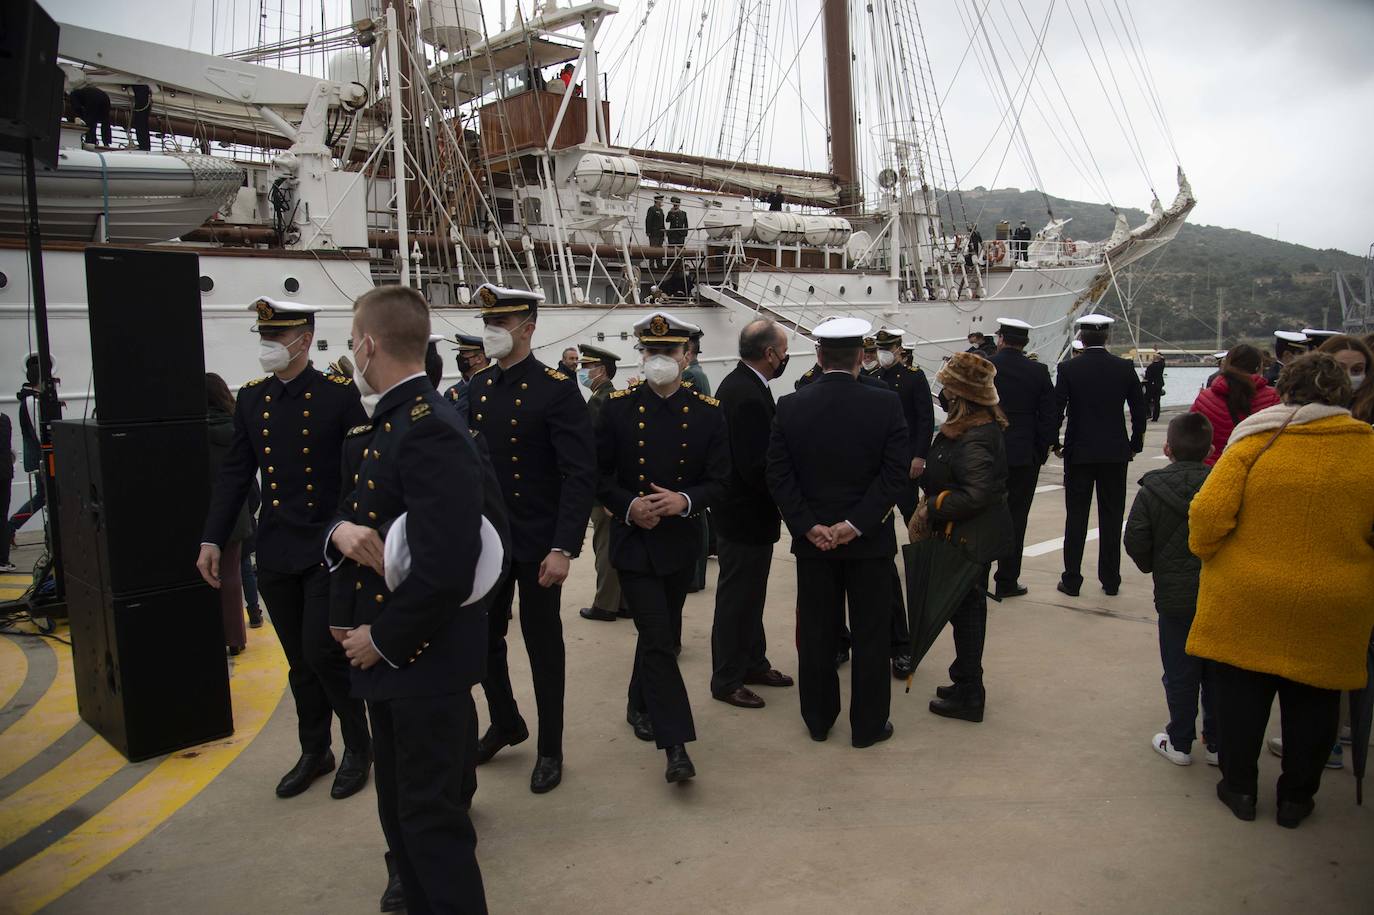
<box><xmin>66</xmin><ymin>575</ymin><xmax>233</xmax><ymax>761</ymax></box>
<box><xmin>85</xmin><ymin>248</ymin><xmax>206</xmax><ymax>424</ymax></box>
<box><xmin>0</xmin><ymin>0</ymin><xmax>63</xmax><ymax>168</ymax></box>
<box><xmin>53</xmin><ymin>419</ymin><xmax>209</xmax><ymax>595</ymax></box>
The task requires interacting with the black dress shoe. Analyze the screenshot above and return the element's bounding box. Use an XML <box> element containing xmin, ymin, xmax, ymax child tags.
<box><xmin>853</xmin><ymin>721</ymin><xmax>894</xmax><ymax>748</ymax></box>
<box><xmin>626</xmin><ymin>705</ymin><xmax>655</xmax><ymax>742</ymax></box>
<box><xmin>579</xmin><ymin>606</ymin><xmax>618</xmax><ymax>622</ymax></box>
<box><xmin>276</xmin><ymin>750</ymin><xmax>336</xmax><ymax>798</ymax></box>
<box><xmin>891</xmin><ymin>654</ymin><xmax>914</xmax><ymax>680</ymax></box>
<box><xmin>808</xmin><ymin>726</ymin><xmax>829</xmax><ymax>742</ymax></box>
<box><xmin>935</xmin><ymin>683</ymin><xmax>957</xmax><ymax>700</ymax></box>
<box><xmin>995</xmin><ymin>584</ymin><xmax>1029</xmax><ymax>599</ymax></box>
<box><xmin>713</xmin><ymin>686</ymin><xmax>765</xmax><ymax>709</ymax></box>
<box><xmin>665</xmin><ymin>745</ymin><xmax>696</xmax><ymax>782</ymax></box>
<box><xmin>1055</xmin><ymin>581</ymin><xmax>1080</xmax><ymax>597</ymax></box>
<box><xmin>743</xmin><ymin>668</ymin><xmax>794</xmax><ymax>688</ymax></box>
<box><xmin>530</xmin><ymin>756</ymin><xmax>563</xmax><ymax>794</ymax></box>
<box><xmin>1103</xmin><ymin>584</ymin><xmax>1120</xmax><ymax>596</ymax></box>
<box><xmin>380</xmin><ymin>852</ymin><xmax>405</xmax><ymax>912</ymax></box>
<box><xmin>929</xmin><ymin>691</ymin><xmax>985</xmax><ymax>723</ymax></box>
<box><xmin>331</xmin><ymin>748</ymin><xmax>372</xmax><ymax>799</ymax></box>
<box><xmin>247</xmin><ymin>613</ymin><xmax>264</xmax><ymax>629</ymax></box>
<box><xmin>227</xmin><ymin>645</ymin><xmax>244</xmax><ymax>657</ymax></box>
<box><xmin>1276</xmin><ymin>798</ymin><xmax>1314</xmax><ymax>829</ymax></box>
<box><xmin>834</xmin><ymin>646</ymin><xmax>850</xmax><ymax>668</ymax></box>
<box><xmin>475</xmin><ymin>722</ymin><xmax>529</xmax><ymax>765</ymax></box>
<box><xmin>1216</xmin><ymin>779</ymin><xmax>1257</xmax><ymax>821</ymax></box>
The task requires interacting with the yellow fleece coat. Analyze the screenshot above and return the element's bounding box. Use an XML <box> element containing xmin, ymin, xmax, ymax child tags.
<box><xmin>1186</xmin><ymin>412</ymin><xmax>1374</xmax><ymax>690</ymax></box>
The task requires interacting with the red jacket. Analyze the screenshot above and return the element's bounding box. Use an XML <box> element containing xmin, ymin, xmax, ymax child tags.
<box><xmin>1190</xmin><ymin>374</ymin><xmax>1280</xmax><ymax>465</ymax></box>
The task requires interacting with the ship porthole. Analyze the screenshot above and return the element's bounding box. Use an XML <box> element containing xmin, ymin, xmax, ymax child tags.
<box><xmin>0</xmin><ymin>272</ymin><xmax>8</xmax><ymax>289</ymax></box>
<box><xmin>866</xmin><ymin>286</ymin><xmax>873</xmax><ymax>295</ymax></box>
<box><xmin>199</xmin><ymin>275</ymin><xmax>214</xmax><ymax>293</ymax></box>
<box><xmin>839</xmin><ymin>285</ymin><xmax>846</xmax><ymax>295</ymax></box>
<box><xmin>807</xmin><ymin>285</ymin><xmax>815</xmax><ymax>294</ymax></box>
<box><xmin>774</xmin><ymin>285</ymin><xmax>781</xmax><ymax>295</ymax></box>
<box><xmin>283</xmin><ymin>276</ymin><xmax>301</xmax><ymax>295</ymax></box>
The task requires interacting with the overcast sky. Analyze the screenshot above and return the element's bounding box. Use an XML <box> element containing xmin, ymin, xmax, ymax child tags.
<box><xmin>45</xmin><ymin>0</ymin><xmax>1374</xmax><ymax>255</ymax></box>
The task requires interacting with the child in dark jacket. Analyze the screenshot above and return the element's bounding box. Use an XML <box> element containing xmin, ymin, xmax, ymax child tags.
<box><xmin>1124</xmin><ymin>412</ymin><xmax>1216</xmax><ymax>766</ymax></box>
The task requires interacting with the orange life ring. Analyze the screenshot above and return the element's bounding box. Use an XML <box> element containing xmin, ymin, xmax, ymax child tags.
<box><xmin>988</xmin><ymin>240</ymin><xmax>1006</xmax><ymax>264</ymax></box>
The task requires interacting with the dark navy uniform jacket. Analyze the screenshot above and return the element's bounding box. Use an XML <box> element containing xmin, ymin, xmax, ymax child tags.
<box><xmin>990</xmin><ymin>347</ymin><xmax>1057</xmax><ymax>468</ymax></box>
<box><xmin>767</xmin><ymin>372</ymin><xmax>909</xmax><ymax>561</ymax></box>
<box><xmin>444</xmin><ymin>378</ymin><xmax>470</xmax><ymax>423</ymax></box>
<box><xmin>795</xmin><ymin>363</ymin><xmax>889</xmax><ymax>392</ymax></box>
<box><xmin>1054</xmin><ymin>347</ymin><xmax>1148</xmax><ymax>464</ymax></box>
<box><xmin>595</xmin><ymin>382</ymin><xmax>730</xmax><ymax>576</ymax></box>
<box><xmin>325</xmin><ymin>377</ymin><xmax>488</xmax><ymax>700</ymax></box>
<box><xmin>878</xmin><ymin>362</ymin><xmax>935</xmax><ymax>460</ymax></box>
<box><xmin>466</xmin><ymin>355</ymin><xmax>596</xmax><ymax>562</ymax></box>
<box><xmin>202</xmin><ymin>364</ymin><xmax>366</xmax><ymax>574</ymax></box>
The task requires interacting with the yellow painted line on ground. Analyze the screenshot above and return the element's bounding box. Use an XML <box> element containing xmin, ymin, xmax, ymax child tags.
<box><xmin>0</xmin><ymin>629</ymin><xmax>288</xmax><ymax>915</ymax></box>
<box><xmin>0</xmin><ymin>640</ymin><xmax>75</xmax><ymax>782</ymax></box>
<box><xmin>0</xmin><ymin>736</ymin><xmax>126</xmax><ymax>847</ymax></box>
<box><xmin>0</xmin><ymin>637</ymin><xmax>27</xmax><ymax>710</ymax></box>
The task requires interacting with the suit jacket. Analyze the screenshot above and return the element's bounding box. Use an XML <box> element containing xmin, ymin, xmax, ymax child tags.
<box><xmin>990</xmin><ymin>347</ymin><xmax>1056</xmax><ymax>467</ymax></box>
<box><xmin>466</xmin><ymin>355</ymin><xmax>596</xmax><ymax>560</ymax></box>
<box><xmin>596</xmin><ymin>382</ymin><xmax>730</xmax><ymax>575</ymax></box>
<box><xmin>1055</xmin><ymin>348</ymin><xmax>1148</xmax><ymax>464</ymax></box>
<box><xmin>767</xmin><ymin>372</ymin><xmax>908</xmax><ymax>560</ymax></box>
<box><xmin>325</xmin><ymin>377</ymin><xmax>487</xmax><ymax>700</ymax></box>
<box><xmin>878</xmin><ymin>362</ymin><xmax>934</xmax><ymax>460</ymax></box>
<box><xmin>202</xmin><ymin>364</ymin><xmax>366</xmax><ymax>574</ymax></box>
<box><xmin>713</xmin><ymin>362</ymin><xmax>781</xmax><ymax>544</ymax></box>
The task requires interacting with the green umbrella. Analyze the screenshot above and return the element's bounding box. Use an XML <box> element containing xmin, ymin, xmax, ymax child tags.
<box><xmin>901</xmin><ymin>523</ymin><xmax>989</xmax><ymax>694</ymax></box>
<box><xmin>1350</xmin><ymin>632</ymin><xmax>1373</xmax><ymax>805</ymax></box>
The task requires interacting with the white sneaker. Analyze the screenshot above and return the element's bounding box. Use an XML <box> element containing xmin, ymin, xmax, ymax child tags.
<box><xmin>0</xmin><ymin>562</ymin><xmax>16</xmax><ymax>573</ymax></box>
<box><xmin>1205</xmin><ymin>747</ymin><xmax>1219</xmax><ymax>766</ymax></box>
<box><xmin>1267</xmin><ymin>736</ymin><xmax>1283</xmax><ymax>758</ymax></box>
<box><xmin>1152</xmin><ymin>733</ymin><xmax>1192</xmax><ymax>766</ymax></box>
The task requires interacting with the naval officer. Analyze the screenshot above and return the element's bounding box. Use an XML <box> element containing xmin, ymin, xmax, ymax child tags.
<box><xmin>576</xmin><ymin>344</ymin><xmax>627</xmax><ymax>623</ymax></box>
<box><xmin>443</xmin><ymin>333</ymin><xmax>489</xmax><ymax>423</ymax></box>
<box><xmin>988</xmin><ymin>317</ymin><xmax>1056</xmax><ymax>598</ymax></box>
<box><xmin>596</xmin><ymin>312</ymin><xmax>730</xmax><ymax>782</ymax></box>
<box><xmin>198</xmin><ymin>298</ymin><xmax>372</xmax><ymax>799</ymax></box>
<box><xmin>1264</xmin><ymin>330</ymin><xmax>1309</xmax><ymax>384</ymax></box>
<box><xmin>767</xmin><ymin>317</ymin><xmax>909</xmax><ymax>746</ymax></box>
<box><xmin>325</xmin><ymin>285</ymin><xmax>489</xmax><ymax>914</ymax></box>
<box><xmin>1053</xmin><ymin>314</ymin><xmax>1147</xmax><ymax>597</ymax></box>
<box><xmin>467</xmin><ymin>283</ymin><xmax>596</xmax><ymax>794</ymax></box>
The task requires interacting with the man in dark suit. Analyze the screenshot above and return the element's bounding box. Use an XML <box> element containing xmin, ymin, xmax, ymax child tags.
<box><xmin>1142</xmin><ymin>354</ymin><xmax>1166</xmax><ymax>422</ymax></box>
<box><xmin>326</xmin><ymin>286</ymin><xmax>489</xmax><ymax>914</ymax></box>
<box><xmin>767</xmin><ymin>317</ymin><xmax>909</xmax><ymax>747</ymax></box>
<box><xmin>466</xmin><ymin>283</ymin><xmax>596</xmax><ymax>794</ymax></box>
<box><xmin>989</xmin><ymin>317</ymin><xmax>1056</xmax><ymax>598</ymax></box>
<box><xmin>198</xmin><ymin>298</ymin><xmax>371</xmax><ymax>800</ymax></box>
<box><xmin>1053</xmin><ymin>314</ymin><xmax>1147</xmax><ymax>597</ymax></box>
<box><xmin>709</xmin><ymin>320</ymin><xmax>795</xmax><ymax>709</ymax></box>
<box><xmin>596</xmin><ymin>312</ymin><xmax>730</xmax><ymax>782</ymax></box>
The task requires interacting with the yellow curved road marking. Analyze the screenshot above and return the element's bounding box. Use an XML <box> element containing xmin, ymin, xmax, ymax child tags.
<box><xmin>0</xmin><ymin>637</ymin><xmax>27</xmax><ymax>711</ymax></box>
<box><xmin>0</xmin><ymin>736</ymin><xmax>126</xmax><ymax>847</ymax></box>
<box><xmin>0</xmin><ymin>629</ymin><xmax>288</xmax><ymax>914</ymax></box>
<box><xmin>0</xmin><ymin>641</ymin><xmax>75</xmax><ymax>782</ymax></box>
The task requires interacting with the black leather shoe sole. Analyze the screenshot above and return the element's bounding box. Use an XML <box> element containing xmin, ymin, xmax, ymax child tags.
<box><xmin>928</xmin><ymin>698</ymin><xmax>985</xmax><ymax>723</ymax></box>
<box><xmin>665</xmin><ymin>757</ymin><xmax>696</xmax><ymax>783</ymax></box>
<box><xmin>276</xmin><ymin>752</ymin><xmax>336</xmax><ymax>798</ymax></box>
<box><xmin>1216</xmin><ymin>780</ymin><xmax>1257</xmax><ymax>822</ymax></box>
<box><xmin>579</xmin><ymin>606</ymin><xmax>618</xmax><ymax>622</ymax></box>
<box><xmin>1055</xmin><ymin>582</ymin><xmax>1080</xmax><ymax>597</ymax></box>
<box><xmin>1276</xmin><ymin>799</ymin><xmax>1314</xmax><ymax>829</ymax></box>
<box><xmin>475</xmin><ymin>725</ymin><xmax>529</xmax><ymax>765</ymax></box>
<box><xmin>530</xmin><ymin>757</ymin><xmax>563</xmax><ymax>794</ymax></box>
<box><xmin>852</xmin><ymin>722</ymin><xmax>894</xmax><ymax>748</ymax></box>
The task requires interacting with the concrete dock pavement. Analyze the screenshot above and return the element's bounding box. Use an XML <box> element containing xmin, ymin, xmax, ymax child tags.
<box><xmin>3</xmin><ymin>410</ymin><xmax>1372</xmax><ymax>913</ymax></box>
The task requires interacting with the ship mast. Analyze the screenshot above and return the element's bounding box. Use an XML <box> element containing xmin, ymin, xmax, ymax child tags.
<box><xmin>822</xmin><ymin>0</ymin><xmax>858</xmax><ymax>212</ymax></box>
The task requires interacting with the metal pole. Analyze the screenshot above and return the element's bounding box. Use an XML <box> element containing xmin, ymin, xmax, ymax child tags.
<box><xmin>386</xmin><ymin>6</ymin><xmax>411</xmax><ymax>287</ymax></box>
<box><xmin>24</xmin><ymin>139</ymin><xmax>64</xmax><ymax>601</ymax></box>
<box><xmin>822</xmin><ymin>0</ymin><xmax>858</xmax><ymax>211</ymax></box>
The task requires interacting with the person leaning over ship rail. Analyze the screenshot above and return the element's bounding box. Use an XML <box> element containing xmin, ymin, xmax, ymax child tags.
<box><xmin>1185</xmin><ymin>352</ymin><xmax>1374</xmax><ymax>829</ymax></box>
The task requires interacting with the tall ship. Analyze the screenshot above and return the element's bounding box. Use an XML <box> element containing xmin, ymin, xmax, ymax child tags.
<box><xmin>0</xmin><ymin>0</ymin><xmax>1194</xmax><ymax>469</ymax></box>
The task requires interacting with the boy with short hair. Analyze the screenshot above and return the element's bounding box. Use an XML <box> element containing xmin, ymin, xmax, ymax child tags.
<box><xmin>1123</xmin><ymin>412</ymin><xmax>1217</xmax><ymax>766</ymax></box>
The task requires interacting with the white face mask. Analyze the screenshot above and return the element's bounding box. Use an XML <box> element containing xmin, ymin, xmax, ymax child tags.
<box><xmin>877</xmin><ymin>350</ymin><xmax>896</xmax><ymax>369</ymax></box>
<box><xmin>258</xmin><ymin>335</ymin><xmax>302</xmax><ymax>374</ymax></box>
<box><xmin>862</xmin><ymin>357</ymin><xmax>879</xmax><ymax>372</ymax></box>
<box><xmin>1351</xmin><ymin>372</ymin><xmax>1366</xmax><ymax>390</ymax></box>
<box><xmin>643</xmin><ymin>354</ymin><xmax>681</xmax><ymax>387</ymax></box>
<box><xmin>352</xmin><ymin>335</ymin><xmax>382</xmax><ymax>418</ymax></box>
<box><xmin>482</xmin><ymin>319</ymin><xmax>529</xmax><ymax>360</ymax></box>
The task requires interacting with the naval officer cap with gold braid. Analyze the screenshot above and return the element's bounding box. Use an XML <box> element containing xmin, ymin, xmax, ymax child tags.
<box><xmin>475</xmin><ymin>282</ymin><xmax>545</xmax><ymax>318</ymax></box>
<box><xmin>632</xmin><ymin>311</ymin><xmax>700</xmax><ymax>347</ymax></box>
<box><xmin>250</xmin><ymin>297</ymin><xmax>320</xmax><ymax>332</ymax></box>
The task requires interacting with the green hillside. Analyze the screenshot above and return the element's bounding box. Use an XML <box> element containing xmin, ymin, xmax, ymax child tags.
<box><xmin>951</xmin><ymin>187</ymin><xmax>1367</xmax><ymax>347</ymax></box>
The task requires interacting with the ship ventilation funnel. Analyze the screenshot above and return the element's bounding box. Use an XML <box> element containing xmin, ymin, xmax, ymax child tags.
<box><xmin>419</xmin><ymin>0</ymin><xmax>482</xmax><ymax>49</ymax></box>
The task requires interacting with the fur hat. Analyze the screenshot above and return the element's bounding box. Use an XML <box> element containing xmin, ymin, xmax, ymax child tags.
<box><xmin>937</xmin><ymin>351</ymin><xmax>999</xmax><ymax>406</ymax></box>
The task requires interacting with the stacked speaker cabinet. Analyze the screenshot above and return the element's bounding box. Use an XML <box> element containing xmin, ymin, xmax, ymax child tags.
<box><xmin>54</xmin><ymin>248</ymin><xmax>233</xmax><ymax>762</ymax></box>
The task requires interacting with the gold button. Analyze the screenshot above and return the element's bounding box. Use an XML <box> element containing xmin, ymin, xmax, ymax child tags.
<box><xmin>384</xmin><ymin>422</ymin><xmax>391</xmax><ymax>431</ymax></box>
<box><xmin>372</xmin><ymin>449</ymin><xmax>380</xmax><ymax>458</ymax></box>
<box><xmin>475</xmin><ymin>414</ymin><xmax>484</xmax><ymax>421</ymax></box>
<box><xmin>305</xmin><ymin>466</ymin><xmax>312</xmax><ymax>473</ymax></box>
<box><xmin>306</xmin><ymin>484</ymin><xmax>314</xmax><ymax>492</ymax></box>
<box><xmin>355</xmin><ymin>581</ymin><xmax>362</xmax><ymax>591</ymax></box>
<box><xmin>416</xmin><ymin>395</ymin><xmax>423</xmax><ymax>401</ymax></box>
<box><xmin>265</xmin><ymin>395</ymin><xmax>272</xmax><ymax>403</ymax></box>
<box><xmin>305</xmin><ymin>392</ymin><xmax>312</xmax><ymax>400</ymax></box>
<box><xmin>681</xmin><ymin>423</ymin><xmax>688</xmax><ymax>430</ymax></box>
<box><xmin>638</xmin><ymin>457</ymin><xmax>645</xmax><ymax>464</ymax></box>
<box><xmin>268</xmin><ymin>465</ymin><xmax>275</xmax><ymax>473</ymax></box>
<box><xmin>637</xmin><ymin>422</ymin><xmax>645</xmax><ymax>429</ymax></box>
<box><xmin>638</xmin><ymin>474</ymin><xmax>645</xmax><ymax>481</ymax></box>
<box><xmin>638</xmin><ymin>406</ymin><xmax>645</xmax><ymax>414</ymax></box>
<box><xmin>509</xmin><ymin>437</ymin><xmax>517</xmax><ymax>444</ymax></box>
<box><xmin>353</xmin><ymin>474</ymin><xmax>359</xmax><ymax>483</ymax></box>
<box><xmin>520</xmin><ymin>383</ymin><xmax>528</xmax><ymax>390</ymax></box>
<box><xmin>679</xmin><ymin>459</ymin><xmax>686</xmax><ymax>465</ymax></box>
<box><xmin>682</xmin><ymin>406</ymin><xmax>690</xmax><ymax>414</ymax></box>
<box><xmin>513</xmin><ymin>473</ymin><xmax>521</xmax><ymax>480</ymax></box>
<box><xmin>368</xmin><ymin>480</ymin><xmax>375</xmax><ymax>490</ymax></box>
<box><xmin>514</xmin><ymin>492</ymin><xmax>522</xmax><ymax>498</ymax></box>
<box><xmin>486</xmin><ymin>378</ymin><xmax>493</xmax><ymax>385</ymax></box>
<box><xmin>262</xmin><ymin>411</ymin><xmax>270</xmax><ymax>419</ymax></box>
<box><xmin>302</xmin><ymin>428</ymin><xmax>310</xmax><ymax>436</ymax></box>
<box><xmin>270</xmin><ymin>482</ymin><xmax>278</xmax><ymax>490</ymax></box>
<box><xmin>272</xmin><ymin>499</ymin><xmax>280</xmax><ymax>507</ymax></box>
<box><xmin>368</xmin><ymin>511</ymin><xmax>378</xmax><ymax>520</ymax></box>
<box><xmin>303</xmin><ymin>447</ymin><xmax>310</xmax><ymax>455</ymax></box>
<box><xmin>515</xmin><ymin>399</ymin><xmax>522</xmax><ymax>406</ymax></box>
<box><xmin>510</xmin><ymin>419</ymin><xmax>518</xmax><ymax>426</ymax></box>
<box><xmin>262</xmin><ymin>429</ymin><xmax>269</xmax><ymax>437</ymax></box>
<box><xmin>639</xmin><ymin>490</ymin><xmax>646</xmax><ymax>496</ymax></box>
<box><xmin>307</xmin><ymin>501</ymin><xmax>314</xmax><ymax>508</ymax></box>
<box><xmin>353</xmin><ymin>501</ymin><xmax>358</xmax><ymax>509</ymax></box>
<box><xmin>480</xmin><ymin>395</ymin><xmax>487</xmax><ymax>403</ymax></box>
<box><xmin>374</xmin><ymin>594</ymin><xmax>384</xmax><ymax>603</ymax></box>
<box><xmin>638</xmin><ymin>440</ymin><xmax>645</xmax><ymax>447</ymax></box>
<box><xmin>511</xmin><ymin>455</ymin><xmax>519</xmax><ymax>463</ymax></box>
<box><xmin>681</xmin><ymin>442</ymin><xmax>688</xmax><ymax>449</ymax></box>
<box><xmin>264</xmin><ymin>446</ymin><xmax>271</xmax><ymax>455</ymax></box>
<box><xmin>303</xmin><ymin>410</ymin><xmax>310</xmax><ymax>418</ymax></box>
